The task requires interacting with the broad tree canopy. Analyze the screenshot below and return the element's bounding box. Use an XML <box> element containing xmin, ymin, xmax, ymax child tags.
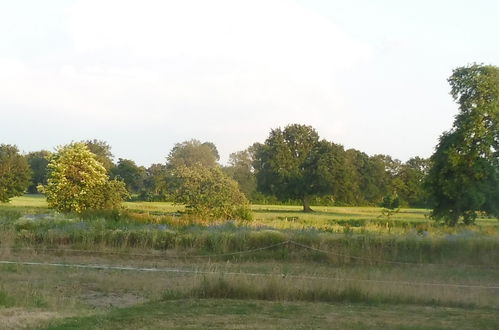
<box><xmin>426</xmin><ymin>64</ymin><xmax>499</xmax><ymax>225</ymax></box>
<box><xmin>253</xmin><ymin>124</ymin><xmax>345</xmax><ymax>212</ymax></box>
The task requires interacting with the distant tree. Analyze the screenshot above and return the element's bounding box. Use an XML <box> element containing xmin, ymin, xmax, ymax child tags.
<box><xmin>110</xmin><ymin>158</ymin><xmax>146</xmax><ymax>194</ymax></box>
<box><xmin>379</xmin><ymin>192</ymin><xmax>400</xmax><ymax>219</ymax></box>
<box><xmin>396</xmin><ymin>157</ymin><xmax>430</xmax><ymax>207</ymax></box>
<box><xmin>381</xmin><ymin>193</ymin><xmax>400</xmax><ymax>209</ymax></box>
<box><xmin>0</xmin><ymin>144</ymin><xmax>31</xmax><ymax>202</ymax></box>
<box><xmin>374</xmin><ymin>154</ymin><xmax>406</xmax><ymax>206</ymax></box>
<box><xmin>341</xmin><ymin>149</ymin><xmax>364</xmax><ymax>205</ymax></box>
<box><xmin>344</xmin><ymin>151</ymin><xmax>389</xmax><ymax>205</ymax></box>
<box><xmin>426</xmin><ymin>64</ymin><xmax>499</xmax><ymax>225</ymax></box>
<box><xmin>170</xmin><ymin>165</ymin><xmax>251</xmax><ymax>220</ymax></box>
<box><xmin>167</xmin><ymin>139</ymin><xmax>220</xmax><ymax>169</ymax></box>
<box><xmin>40</xmin><ymin>143</ymin><xmax>128</xmax><ymax>213</ymax></box>
<box><xmin>200</xmin><ymin>142</ymin><xmax>220</xmax><ymax>162</ymax></box>
<box><xmin>25</xmin><ymin>150</ymin><xmax>51</xmax><ymax>194</ymax></box>
<box><xmin>253</xmin><ymin>124</ymin><xmax>346</xmax><ymax>212</ymax></box>
<box><xmin>224</xmin><ymin>148</ymin><xmax>257</xmax><ymax>199</ymax></box>
<box><xmin>84</xmin><ymin>139</ymin><xmax>115</xmax><ymax>171</ymax></box>
<box><xmin>142</xmin><ymin>163</ymin><xmax>169</xmax><ymax>200</ymax></box>
<box><xmin>307</xmin><ymin>140</ymin><xmax>348</xmax><ymax>204</ymax></box>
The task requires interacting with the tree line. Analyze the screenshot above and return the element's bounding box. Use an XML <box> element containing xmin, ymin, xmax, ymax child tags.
<box><xmin>0</xmin><ymin>64</ymin><xmax>497</xmax><ymax>225</ymax></box>
<box><xmin>0</xmin><ymin>136</ymin><xmax>429</xmax><ymax>206</ymax></box>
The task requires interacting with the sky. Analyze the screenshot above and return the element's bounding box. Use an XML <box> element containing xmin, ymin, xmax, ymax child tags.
<box><xmin>1</xmin><ymin>0</ymin><xmax>498</xmax><ymax>166</ymax></box>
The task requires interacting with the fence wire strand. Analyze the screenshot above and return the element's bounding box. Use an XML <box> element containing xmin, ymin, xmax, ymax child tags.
<box><xmin>1</xmin><ymin>240</ymin><xmax>498</xmax><ymax>269</ymax></box>
<box><xmin>0</xmin><ymin>259</ymin><xmax>498</xmax><ymax>290</ymax></box>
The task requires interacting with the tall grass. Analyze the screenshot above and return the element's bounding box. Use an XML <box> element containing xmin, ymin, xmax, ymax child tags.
<box><xmin>2</xmin><ymin>196</ymin><xmax>499</xmax><ymax>266</ymax></box>
<box><xmin>5</xmin><ymin>221</ymin><xmax>499</xmax><ymax>266</ymax></box>
<box><xmin>164</xmin><ymin>274</ymin><xmax>490</xmax><ymax>308</ymax></box>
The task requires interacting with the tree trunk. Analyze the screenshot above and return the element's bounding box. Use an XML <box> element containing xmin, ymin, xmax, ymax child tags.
<box><xmin>302</xmin><ymin>196</ymin><xmax>313</xmax><ymax>212</ymax></box>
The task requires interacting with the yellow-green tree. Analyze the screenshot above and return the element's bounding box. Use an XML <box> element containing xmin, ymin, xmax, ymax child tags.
<box><xmin>40</xmin><ymin>143</ymin><xmax>128</xmax><ymax>213</ymax></box>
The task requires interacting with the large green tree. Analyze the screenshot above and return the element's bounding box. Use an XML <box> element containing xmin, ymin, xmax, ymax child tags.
<box><xmin>40</xmin><ymin>143</ymin><xmax>128</xmax><ymax>213</ymax></box>
<box><xmin>426</xmin><ymin>64</ymin><xmax>499</xmax><ymax>225</ymax></box>
<box><xmin>253</xmin><ymin>124</ymin><xmax>346</xmax><ymax>212</ymax></box>
<box><xmin>0</xmin><ymin>144</ymin><xmax>31</xmax><ymax>202</ymax></box>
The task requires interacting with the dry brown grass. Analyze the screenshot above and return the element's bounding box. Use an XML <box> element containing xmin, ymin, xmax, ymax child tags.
<box><xmin>1</xmin><ymin>250</ymin><xmax>498</xmax><ymax>311</ymax></box>
<box><xmin>0</xmin><ymin>308</ymin><xmax>68</xmax><ymax>330</ymax></box>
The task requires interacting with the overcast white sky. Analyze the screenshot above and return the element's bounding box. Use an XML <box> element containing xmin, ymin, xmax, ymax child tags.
<box><xmin>1</xmin><ymin>0</ymin><xmax>498</xmax><ymax>166</ymax></box>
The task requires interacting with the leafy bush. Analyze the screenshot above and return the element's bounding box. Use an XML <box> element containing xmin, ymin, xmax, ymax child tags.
<box><xmin>170</xmin><ymin>165</ymin><xmax>252</xmax><ymax>221</ymax></box>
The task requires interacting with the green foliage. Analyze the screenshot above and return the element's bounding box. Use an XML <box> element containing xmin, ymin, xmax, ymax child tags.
<box><xmin>224</xmin><ymin>148</ymin><xmax>257</xmax><ymax>199</ymax></box>
<box><xmin>360</xmin><ymin>154</ymin><xmax>391</xmax><ymax>203</ymax></box>
<box><xmin>40</xmin><ymin>142</ymin><xmax>128</xmax><ymax>213</ymax></box>
<box><xmin>0</xmin><ymin>144</ymin><xmax>31</xmax><ymax>203</ymax></box>
<box><xmin>142</xmin><ymin>163</ymin><xmax>169</xmax><ymax>201</ymax></box>
<box><xmin>170</xmin><ymin>165</ymin><xmax>252</xmax><ymax>220</ymax></box>
<box><xmin>25</xmin><ymin>150</ymin><xmax>51</xmax><ymax>194</ymax></box>
<box><xmin>254</xmin><ymin>124</ymin><xmax>346</xmax><ymax>212</ymax></box>
<box><xmin>167</xmin><ymin>139</ymin><xmax>220</xmax><ymax>169</ymax></box>
<box><xmin>335</xmin><ymin>150</ymin><xmax>391</xmax><ymax>205</ymax></box>
<box><xmin>84</xmin><ymin>139</ymin><xmax>115</xmax><ymax>171</ymax></box>
<box><xmin>339</xmin><ymin>152</ymin><xmax>429</xmax><ymax>208</ymax></box>
<box><xmin>381</xmin><ymin>193</ymin><xmax>400</xmax><ymax>210</ymax></box>
<box><xmin>110</xmin><ymin>158</ymin><xmax>146</xmax><ymax>194</ymax></box>
<box><xmin>426</xmin><ymin>64</ymin><xmax>499</xmax><ymax>225</ymax></box>
<box><xmin>100</xmin><ymin>179</ymin><xmax>130</xmax><ymax>210</ymax></box>
<box><xmin>379</xmin><ymin>193</ymin><xmax>400</xmax><ymax>219</ymax></box>
<box><xmin>310</xmin><ymin>140</ymin><xmax>348</xmax><ymax>204</ymax></box>
<box><xmin>396</xmin><ymin>157</ymin><xmax>430</xmax><ymax>207</ymax></box>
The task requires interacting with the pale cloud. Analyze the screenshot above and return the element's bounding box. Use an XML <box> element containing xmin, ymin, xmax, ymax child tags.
<box><xmin>0</xmin><ymin>0</ymin><xmax>371</xmax><ymax>164</ymax></box>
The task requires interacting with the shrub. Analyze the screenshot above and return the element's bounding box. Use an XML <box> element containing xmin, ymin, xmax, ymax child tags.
<box><xmin>170</xmin><ymin>165</ymin><xmax>252</xmax><ymax>221</ymax></box>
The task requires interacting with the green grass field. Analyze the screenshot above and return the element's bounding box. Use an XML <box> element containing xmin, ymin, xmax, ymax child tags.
<box><xmin>1</xmin><ymin>195</ymin><xmax>498</xmax><ymax>329</ymax></box>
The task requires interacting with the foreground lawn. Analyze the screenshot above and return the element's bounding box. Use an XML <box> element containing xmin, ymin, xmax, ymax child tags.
<box><xmin>0</xmin><ymin>254</ymin><xmax>497</xmax><ymax>329</ymax></box>
<box><xmin>39</xmin><ymin>299</ymin><xmax>499</xmax><ymax>330</ymax></box>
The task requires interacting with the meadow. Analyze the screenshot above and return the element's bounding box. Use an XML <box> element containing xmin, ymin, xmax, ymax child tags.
<box><xmin>0</xmin><ymin>195</ymin><xmax>498</xmax><ymax>329</ymax></box>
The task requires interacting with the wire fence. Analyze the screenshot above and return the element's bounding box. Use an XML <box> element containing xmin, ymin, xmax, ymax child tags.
<box><xmin>0</xmin><ymin>259</ymin><xmax>498</xmax><ymax>290</ymax></box>
<box><xmin>1</xmin><ymin>240</ymin><xmax>498</xmax><ymax>270</ymax></box>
